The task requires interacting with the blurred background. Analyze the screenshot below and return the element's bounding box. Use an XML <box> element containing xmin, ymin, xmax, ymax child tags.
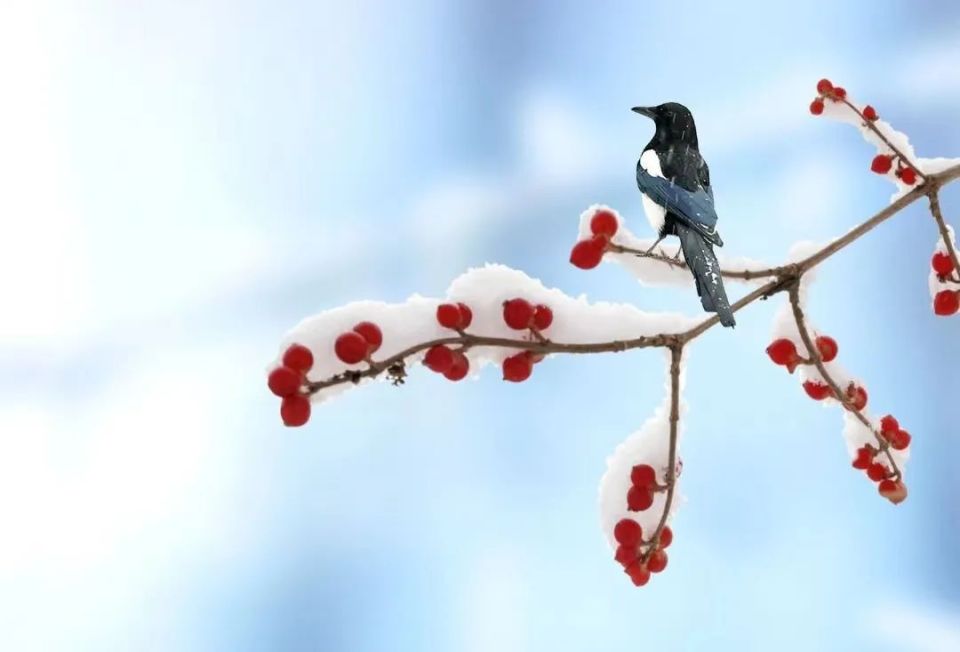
<box><xmin>2</xmin><ymin>1</ymin><xmax>959</xmax><ymax>650</ymax></box>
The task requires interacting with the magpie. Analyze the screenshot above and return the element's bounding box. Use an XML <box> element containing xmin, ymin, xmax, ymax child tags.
<box><xmin>632</xmin><ymin>102</ymin><xmax>735</xmax><ymax>328</ymax></box>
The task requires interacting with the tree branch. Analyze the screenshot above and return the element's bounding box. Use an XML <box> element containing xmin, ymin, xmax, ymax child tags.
<box><xmin>839</xmin><ymin>97</ymin><xmax>926</xmax><ymax>181</ymax></box>
<box><xmin>607</xmin><ymin>242</ymin><xmax>785</xmax><ymax>281</ymax></box>
<box><xmin>304</xmin><ymin>163</ymin><xmax>960</xmax><ymax>396</ymax></box>
<box><xmin>929</xmin><ymin>189</ymin><xmax>960</xmax><ymax>280</ymax></box>
<box><xmin>787</xmin><ymin>283</ymin><xmax>902</xmax><ymax>480</ymax></box>
<box><xmin>642</xmin><ymin>343</ymin><xmax>683</xmax><ymax>558</ymax></box>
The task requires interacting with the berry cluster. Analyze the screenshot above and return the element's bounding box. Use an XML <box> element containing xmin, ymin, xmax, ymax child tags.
<box><xmin>808</xmin><ymin>77</ymin><xmax>847</xmax><ymax>115</ymax></box>
<box><xmin>931</xmin><ymin>251</ymin><xmax>959</xmax><ymax>316</ymax></box>
<box><xmin>501</xmin><ymin>298</ymin><xmax>552</xmax><ymax>382</ymax></box>
<box><xmin>625</xmin><ymin>463</ymin><xmax>663</xmax><ymax>512</ymax></box>
<box><xmin>766</xmin><ymin>335</ymin><xmax>835</xmax><ymax>372</ymax></box>
<box><xmin>424</xmin><ymin>303</ymin><xmax>475</xmax><ymax>380</ymax></box>
<box><xmin>609</xmin><ymin>463</ymin><xmax>673</xmax><ymax>587</ymax></box>
<box><xmin>809</xmin><ymin>78</ymin><xmax>920</xmax><ymax>185</ymax></box>
<box><xmin>766</xmin><ymin>335</ymin><xmax>868</xmax><ymax>410</ymax></box>
<box><xmin>851</xmin><ymin>415</ymin><xmax>910</xmax><ymax>503</ymax></box>
<box><xmin>267</xmin><ymin>343</ymin><xmax>315</xmax><ymax>427</ymax></box>
<box><xmin>767</xmin><ymin>331</ymin><xmax>912</xmax><ymax>501</ymax></box>
<box><xmin>570</xmin><ymin>208</ymin><xmax>619</xmax><ymax>270</ymax></box>
<box><xmin>613</xmin><ymin>516</ymin><xmax>673</xmax><ymax>587</ymax></box>
<box><xmin>423</xmin><ymin>344</ymin><xmax>470</xmax><ymax>381</ymax></box>
<box><xmin>871</xmin><ymin>153</ymin><xmax>918</xmax><ymax>185</ymax></box>
<box><xmin>335</xmin><ymin>321</ymin><xmax>383</xmax><ymax>364</ymax></box>
<box><xmin>437</xmin><ymin>302</ymin><xmax>473</xmax><ymax>330</ymax></box>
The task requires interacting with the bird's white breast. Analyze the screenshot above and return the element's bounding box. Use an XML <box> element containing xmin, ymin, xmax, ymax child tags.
<box><xmin>639</xmin><ymin>149</ymin><xmax>667</xmax><ymax>235</ymax></box>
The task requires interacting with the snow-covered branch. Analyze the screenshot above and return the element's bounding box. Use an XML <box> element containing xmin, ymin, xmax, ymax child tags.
<box><xmin>268</xmin><ymin>80</ymin><xmax>960</xmax><ymax>589</ymax></box>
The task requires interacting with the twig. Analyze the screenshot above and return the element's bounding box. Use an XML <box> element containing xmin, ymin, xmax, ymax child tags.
<box><xmin>607</xmin><ymin>243</ymin><xmax>784</xmax><ymax>281</ymax></box>
<box><xmin>306</xmin><ymin>332</ymin><xmax>677</xmax><ymax>393</ymax></box>
<box><xmin>929</xmin><ymin>190</ymin><xmax>960</xmax><ymax>279</ymax></box>
<box><xmin>841</xmin><ymin>98</ymin><xmax>926</xmax><ymax>181</ymax></box>
<box><xmin>642</xmin><ymin>344</ymin><xmax>683</xmax><ymax>559</ymax></box>
<box><xmin>787</xmin><ymin>284</ymin><xmax>902</xmax><ymax>480</ymax></box>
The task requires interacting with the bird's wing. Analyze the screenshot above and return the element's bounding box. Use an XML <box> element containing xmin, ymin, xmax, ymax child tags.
<box><xmin>698</xmin><ymin>160</ymin><xmax>715</xmax><ymax>202</ymax></box>
<box><xmin>636</xmin><ymin>163</ymin><xmax>723</xmax><ymax>246</ymax></box>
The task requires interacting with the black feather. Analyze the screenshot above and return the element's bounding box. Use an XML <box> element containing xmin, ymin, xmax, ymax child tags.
<box><xmin>675</xmin><ymin>223</ymin><xmax>735</xmax><ymax>327</ymax></box>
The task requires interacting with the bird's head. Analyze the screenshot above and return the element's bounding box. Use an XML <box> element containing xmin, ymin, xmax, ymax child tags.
<box><xmin>632</xmin><ymin>102</ymin><xmax>698</xmax><ymax>147</ymax></box>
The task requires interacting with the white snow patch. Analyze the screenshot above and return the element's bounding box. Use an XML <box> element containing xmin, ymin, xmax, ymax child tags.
<box><xmin>598</xmin><ymin>350</ymin><xmax>686</xmax><ymax>550</ymax></box>
<box><xmin>575</xmin><ymin>204</ymin><xmax>773</xmax><ymax>288</ymax></box>
<box><xmin>273</xmin><ymin>264</ymin><xmax>700</xmax><ymax>406</ymax></box>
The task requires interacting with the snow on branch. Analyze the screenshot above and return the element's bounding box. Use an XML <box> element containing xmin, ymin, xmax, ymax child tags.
<box><xmin>598</xmin><ymin>346</ymin><xmax>684</xmax><ymax>585</ymax></box>
<box><xmin>571</xmin><ymin>205</ymin><xmax>778</xmax><ymax>286</ymax></box>
<box><xmin>268</xmin><ymin>79</ymin><xmax>960</xmax><ymax>589</ymax></box>
<box><xmin>270</xmin><ymin>264</ymin><xmax>697</xmax><ymax>410</ymax></box>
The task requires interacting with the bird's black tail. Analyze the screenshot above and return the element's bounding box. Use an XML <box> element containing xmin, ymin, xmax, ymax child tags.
<box><xmin>675</xmin><ymin>223</ymin><xmax>735</xmax><ymax>327</ymax></box>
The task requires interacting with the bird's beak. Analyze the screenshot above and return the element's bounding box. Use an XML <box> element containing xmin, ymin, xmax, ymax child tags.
<box><xmin>631</xmin><ymin>106</ymin><xmax>656</xmax><ymax>119</ymax></box>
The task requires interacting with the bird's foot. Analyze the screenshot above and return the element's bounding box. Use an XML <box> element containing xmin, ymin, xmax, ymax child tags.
<box><xmin>644</xmin><ymin>236</ymin><xmax>665</xmax><ymax>255</ymax></box>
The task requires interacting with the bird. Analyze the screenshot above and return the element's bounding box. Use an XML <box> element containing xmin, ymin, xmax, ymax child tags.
<box><xmin>632</xmin><ymin>102</ymin><xmax>735</xmax><ymax>328</ymax></box>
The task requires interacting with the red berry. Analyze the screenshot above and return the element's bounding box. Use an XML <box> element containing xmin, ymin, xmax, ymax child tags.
<box><xmin>879</xmin><ymin>415</ymin><xmax>899</xmax><ymax>434</ymax></box>
<box><xmin>614</xmin><ymin>518</ymin><xmax>643</xmax><ymax>546</ymax></box>
<box><xmin>352</xmin><ymin>322</ymin><xmax>383</xmax><ymax>353</ymax></box>
<box><xmin>627</xmin><ymin>486</ymin><xmax>654</xmax><ymax>512</ymax></box>
<box><xmin>532</xmin><ymin>304</ymin><xmax>553</xmax><ymax>330</ymax></box>
<box><xmin>502</xmin><ymin>353</ymin><xmax>534</xmax><ymax>382</ymax></box>
<box><xmin>846</xmin><ymin>383</ymin><xmax>868</xmax><ymax>411</ymax></box>
<box><xmin>503</xmin><ymin>298</ymin><xmax>534</xmax><ymax>330</ymax></box>
<box><xmin>852</xmin><ymin>446</ymin><xmax>874</xmax><ymax>470</ymax></box>
<box><xmin>932</xmin><ymin>252</ymin><xmax>956</xmax><ymax>276</ymax></box>
<box><xmin>590</xmin><ymin>209</ymin><xmax>619</xmax><ymax>238</ymax></box>
<box><xmin>815</xmin><ymin>335</ymin><xmax>838</xmax><ymax>362</ymax></box>
<box><xmin>437</xmin><ymin>303</ymin><xmax>463</xmax><ymax>329</ymax></box>
<box><xmin>457</xmin><ymin>303</ymin><xmax>473</xmax><ymax>329</ymax></box>
<box><xmin>630</xmin><ymin>464</ymin><xmax>657</xmax><ymax>489</ymax></box>
<box><xmin>569</xmin><ymin>238</ymin><xmax>605</xmax><ymax>270</ymax></box>
<box><xmin>809</xmin><ymin>99</ymin><xmax>825</xmax><ymax>115</ymax></box>
<box><xmin>280</xmin><ymin>395</ymin><xmax>311</xmax><ymax>427</ymax></box>
<box><xmin>615</xmin><ymin>544</ymin><xmax>639</xmax><ymax>567</ymax></box>
<box><xmin>658</xmin><ymin>526</ymin><xmax>673</xmax><ymax>549</ymax></box>
<box><xmin>443</xmin><ymin>351</ymin><xmax>469</xmax><ymax>381</ymax></box>
<box><xmin>899</xmin><ymin>167</ymin><xmax>917</xmax><ymax>185</ymax></box>
<box><xmin>889</xmin><ymin>429</ymin><xmax>911</xmax><ymax>451</ymax></box>
<box><xmin>934</xmin><ymin>290</ymin><xmax>960</xmax><ymax>316</ymax></box>
<box><xmin>871</xmin><ymin>155</ymin><xmax>893</xmax><ymax>174</ymax></box>
<box><xmin>867</xmin><ymin>462</ymin><xmax>887</xmax><ymax>482</ymax></box>
<box><xmin>803</xmin><ymin>380</ymin><xmax>833</xmax><ymax>401</ymax></box>
<box><xmin>282</xmin><ymin>344</ymin><xmax>314</xmax><ymax>373</ymax></box>
<box><xmin>424</xmin><ymin>345</ymin><xmax>454</xmax><ymax>373</ymax></box>
<box><xmin>879</xmin><ymin>479</ymin><xmax>908</xmax><ymax>505</ymax></box>
<box><xmin>334</xmin><ymin>332</ymin><xmax>369</xmax><ymax>364</ymax></box>
<box><xmin>647</xmin><ymin>549</ymin><xmax>668</xmax><ymax>574</ymax></box>
<box><xmin>862</xmin><ymin>105</ymin><xmax>878</xmax><ymax>121</ymax></box>
<box><xmin>625</xmin><ymin>561</ymin><xmax>651</xmax><ymax>587</ymax></box>
<box><xmin>268</xmin><ymin>366</ymin><xmax>302</xmax><ymax>397</ymax></box>
<box><xmin>766</xmin><ymin>338</ymin><xmax>800</xmax><ymax>372</ymax></box>
<box><xmin>832</xmin><ymin>86</ymin><xmax>847</xmax><ymax>100</ymax></box>
<box><xmin>816</xmin><ymin>78</ymin><xmax>834</xmax><ymax>94</ymax></box>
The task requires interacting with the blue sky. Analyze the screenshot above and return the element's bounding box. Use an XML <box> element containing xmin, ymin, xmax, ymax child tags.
<box><xmin>1</xmin><ymin>1</ymin><xmax>959</xmax><ymax>650</ymax></box>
